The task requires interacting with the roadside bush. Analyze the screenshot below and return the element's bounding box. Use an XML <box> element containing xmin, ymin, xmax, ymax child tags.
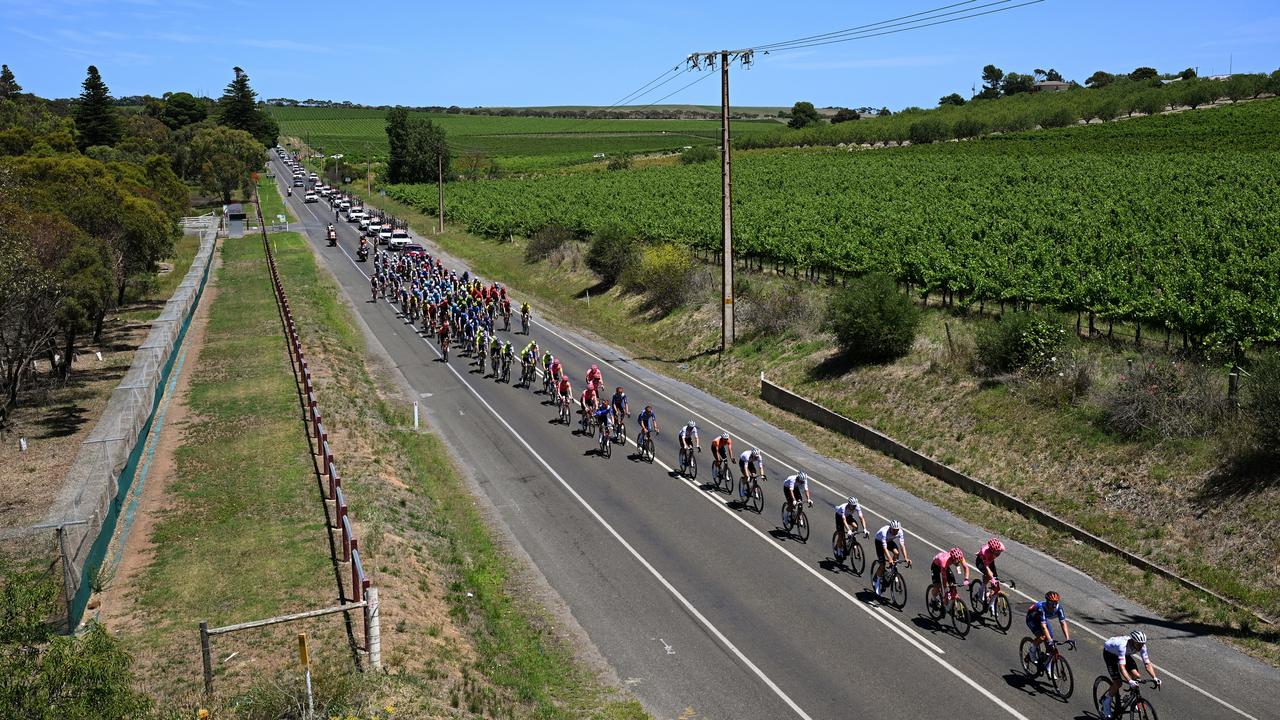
<box><xmin>679</xmin><ymin>145</ymin><xmax>718</xmax><ymax>165</ymax></box>
<box><xmin>824</xmin><ymin>273</ymin><xmax>921</xmax><ymax>362</ymax></box>
<box><xmin>739</xmin><ymin>279</ymin><xmax>822</xmax><ymax>338</ymax></box>
<box><xmin>975</xmin><ymin>310</ymin><xmax>1068</xmax><ymax>374</ymax></box>
<box><xmin>1017</xmin><ymin>351</ymin><xmax>1095</xmax><ymax>408</ymax></box>
<box><xmin>585</xmin><ymin>225</ymin><xmax>637</xmax><ymax>286</ymax></box>
<box><xmin>622</xmin><ymin>243</ymin><xmax>697</xmax><ymax>314</ymax></box>
<box><xmin>952</xmin><ymin>117</ymin><xmax>987</xmax><ymax>139</ymax></box>
<box><xmin>524</xmin><ymin>224</ymin><xmax>574</xmax><ymax>263</ymax></box>
<box><xmin>1039</xmin><ymin>107</ymin><xmax>1077</xmax><ymax>129</ymax></box>
<box><xmin>1102</xmin><ymin>359</ymin><xmax>1226</xmax><ymax>440</ymax></box>
<box><xmin>908</xmin><ymin>118</ymin><xmax>950</xmax><ymax>144</ymax></box>
<box><xmin>1241</xmin><ymin>350</ymin><xmax>1280</xmax><ymax>457</ymax></box>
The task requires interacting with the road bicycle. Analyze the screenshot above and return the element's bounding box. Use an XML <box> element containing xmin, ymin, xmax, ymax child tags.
<box><xmin>476</xmin><ymin>347</ymin><xmax>485</xmax><ymax>374</ymax></box>
<box><xmin>926</xmin><ymin>579</ymin><xmax>973</xmax><ymax>637</ymax></box>
<box><xmin>499</xmin><ymin>356</ymin><xmax>511</xmax><ymax>383</ymax></box>
<box><xmin>557</xmin><ymin>394</ymin><xmax>572</xmax><ymax>425</ymax></box>
<box><xmin>502</xmin><ymin>310</ymin><xmax>511</xmax><ymax>332</ymax></box>
<box><xmin>678</xmin><ymin>445</ymin><xmax>699</xmax><ymax>479</ymax></box>
<box><xmin>598</xmin><ymin>419</ymin><xmax>613</xmax><ymax>458</ymax></box>
<box><xmin>637</xmin><ymin>427</ymin><xmax>655</xmax><ymax>463</ymax></box>
<box><xmin>780</xmin><ymin>499</ymin><xmax>811</xmax><ymax>542</ymax></box>
<box><xmin>521</xmin><ymin>310</ymin><xmax>531</xmax><ymax>334</ymax></box>
<box><xmin>831</xmin><ymin>530</ymin><xmax>866</xmax><ymax>575</ymax></box>
<box><xmin>439</xmin><ymin>335</ymin><xmax>450</xmax><ymax>362</ymax></box>
<box><xmin>711</xmin><ymin>457</ymin><xmax>734</xmax><ymax>495</ymax></box>
<box><xmin>611</xmin><ymin>411</ymin><xmax>628</xmax><ymax>445</ymax></box>
<box><xmin>737</xmin><ymin>472</ymin><xmax>765</xmax><ymax>514</ymax></box>
<box><xmin>543</xmin><ymin>369</ymin><xmax>554</xmax><ymax>395</ymax></box>
<box><xmin>1019</xmin><ymin>638</ymin><xmax>1076</xmax><ymax>699</ymax></box>
<box><xmin>520</xmin><ymin>359</ymin><xmax>534</xmax><ymax>386</ymax></box>
<box><xmin>1093</xmin><ymin>677</ymin><xmax>1159</xmax><ymax>720</ymax></box>
<box><xmin>969</xmin><ymin>575</ymin><xmax>1015</xmax><ymax>632</ymax></box>
<box><xmin>868</xmin><ymin>558</ymin><xmax>908</xmax><ymax>609</ymax></box>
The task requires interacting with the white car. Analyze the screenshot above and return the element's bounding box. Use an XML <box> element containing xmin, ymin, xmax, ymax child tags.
<box><xmin>339</xmin><ymin>200</ymin><xmax>351</xmax><ymax>211</ymax></box>
<box><xmin>303</xmin><ymin>192</ymin><xmax>318</xmax><ymax>203</ymax></box>
<box><xmin>358</xmin><ymin>217</ymin><xmax>371</xmax><ymax>231</ymax></box>
<box><xmin>349</xmin><ymin>211</ymin><xmax>366</xmax><ymax>223</ymax></box>
<box><xmin>388</xmin><ymin>234</ymin><xmax>410</xmax><ymax>251</ymax></box>
<box><xmin>390</xmin><ymin>227</ymin><xmax>410</xmax><ymax>243</ymax></box>
<box><xmin>378</xmin><ymin>226</ymin><xmax>393</xmax><ymax>244</ymax></box>
<box><xmin>365</xmin><ymin>222</ymin><xmax>381</xmax><ymax>237</ymax></box>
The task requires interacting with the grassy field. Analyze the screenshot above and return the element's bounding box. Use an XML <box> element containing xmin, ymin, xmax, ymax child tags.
<box><xmin>343</xmin><ymin>185</ymin><xmax>1280</xmax><ymax>664</ymax></box>
<box><xmin>255</xmin><ymin>173</ymin><xmax>294</xmax><ymax>224</ymax></box>
<box><xmin>270</xmin><ymin>105</ymin><xmax>781</xmax><ymax>170</ymax></box>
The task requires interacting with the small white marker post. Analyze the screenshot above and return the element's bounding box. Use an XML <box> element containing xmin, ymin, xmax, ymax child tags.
<box><xmin>413</xmin><ymin>401</ymin><xmax>419</xmax><ymax>430</ymax></box>
<box><xmin>19</xmin><ymin>438</ymin><xmax>27</xmax><ymax>452</ymax></box>
<box><xmin>298</xmin><ymin>633</ymin><xmax>314</xmax><ymax>720</ymax></box>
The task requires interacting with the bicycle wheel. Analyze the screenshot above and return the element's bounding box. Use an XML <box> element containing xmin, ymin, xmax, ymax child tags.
<box><xmin>968</xmin><ymin>581</ymin><xmax>986</xmax><ymax>616</ymax></box>
<box><xmin>780</xmin><ymin>504</ymin><xmax>794</xmax><ymax>533</ymax></box>
<box><xmin>951</xmin><ymin>599</ymin><xmax>972</xmax><ymax>637</ymax></box>
<box><xmin>1019</xmin><ymin>637</ymin><xmax>1038</xmax><ymax>676</ymax></box>
<box><xmin>869</xmin><ymin>560</ymin><xmax>883</xmax><ymax>590</ymax></box>
<box><xmin>993</xmin><ymin>593</ymin><xmax>1012</xmax><ymax>632</ymax></box>
<box><xmin>1092</xmin><ymin>676</ymin><xmax>1111</xmax><ymax>715</ymax></box>
<box><xmin>688</xmin><ymin>453</ymin><xmax>697</xmax><ymax>480</ymax></box>
<box><xmin>721</xmin><ymin>469</ymin><xmax>734</xmax><ymax>496</ymax></box>
<box><xmin>796</xmin><ymin>510</ymin><xmax>809</xmax><ymax>543</ymax></box>
<box><xmin>831</xmin><ymin>531</ymin><xmax>844</xmax><ymax>563</ymax></box>
<box><xmin>750</xmin><ymin>484</ymin><xmax>764</xmax><ymax>514</ymax></box>
<box><xmin>849</xmin><ymin>539</ymin><xmax>865</xmax><ymax>575</ymax></box>
<box><xmin>1130</xmin><ymin>697</ymin><xmax>1158</xmax><ymax>720</ymax></box>
<box><xmin>925</xmin><ymin>586</ymin><xmax>945</xmax><ymax>620</ymax></box>
<box><xmin>1048</xmin><ymin>654</ymin><xmax>1074</xmax><ymax>700</ymax></box>
<box><xmin>888</xmin><ymin>571</ymin><xmax>907</xmax><ymax>609</ymax></box>
<box><xmin>601</xmin><ymin>436</ymin><xmax>611</xmax><ymax>458</ymax></box>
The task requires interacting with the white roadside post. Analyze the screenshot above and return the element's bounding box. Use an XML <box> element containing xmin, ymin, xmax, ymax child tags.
<box><xmin>413</xmin><ymin>401</ymin><xmax>419</xmax><ymax>430</ymax></box>
<box><xmin>298</xmin><ymin>633</ymin><xmax>314</xmax><ymax>720</ymax></box>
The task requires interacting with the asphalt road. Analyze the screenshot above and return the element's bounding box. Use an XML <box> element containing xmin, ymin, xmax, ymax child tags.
<box><xmin>270</xmin><ymin>159</ymin><xmax>1276</xmax><ymax>720</ymax></box>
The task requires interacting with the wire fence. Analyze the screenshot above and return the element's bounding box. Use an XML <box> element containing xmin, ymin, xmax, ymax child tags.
<box><xmin>0</xmin><ymin>215</ymin><xmax>219</xmax><ymax>631</ymax></box>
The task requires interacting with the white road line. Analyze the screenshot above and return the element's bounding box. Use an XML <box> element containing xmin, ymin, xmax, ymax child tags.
<box><xmin>284</xmin><ymin>164</ymin><xmax>1258</xmax><ymax>720</ymax></box>
<box><xmin>285</xmin><ymin>200</ymin><xmax>814</xmax><ymax>720</ymax></box>
<box><xmin>519</xmin><ymin>256</ymin><xmax>1260</xmax><ymax>720</ymax></box>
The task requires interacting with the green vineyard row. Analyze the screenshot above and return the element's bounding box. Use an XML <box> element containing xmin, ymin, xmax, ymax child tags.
<box><xmin>386</xmin><ymin>100</ymin><xmax>1280</xmax><ymax>348</ymax></box>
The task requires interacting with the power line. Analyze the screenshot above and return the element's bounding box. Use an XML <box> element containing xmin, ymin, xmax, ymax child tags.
<box><xmin>752</xmin><ymin>0</ymin><xmax>988</xmax><ymax>51</ymax></box>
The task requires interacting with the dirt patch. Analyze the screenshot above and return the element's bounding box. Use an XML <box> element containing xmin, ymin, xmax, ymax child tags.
<box><xmin>96</xmin><ymin>242</ymin><xmax>221</xmax><ymax>636</ymax></box>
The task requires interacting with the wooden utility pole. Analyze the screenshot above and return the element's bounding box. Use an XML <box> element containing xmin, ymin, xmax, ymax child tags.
<box><xmin>689</xmin><ymin>49</ymin><xmax>752</xmax><ymax>350</ymax></box>
<box><xmin>719</xmin><ymin>50</ymin><xmax>734</xmax><ymax>350</ymax></box>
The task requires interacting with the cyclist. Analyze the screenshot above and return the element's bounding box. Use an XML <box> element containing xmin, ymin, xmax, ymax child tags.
<box><xmin>609</xmin><ymin>386</ymin><xmax>629</xmax><ymax>428</ymax></box>
<box><xmin>973</xmin><ymin>537</ymin><xmax>1005</xmax><ymax>608</ymax></box>
<box><xmin>1025</xmin><ymin>591</ymin><xmax>1073</xmax><ymax>669</ymax></box>
<box><xmin>549</xmin><ymin>355</ymin><xmax>564</xmax><ymax>382</ymax></box>
<box><xmin>678</xmin><ymin>421</ymin><xmax>700</xmax><ymax>456</ymax></box>
<box><xmin>929</xmin><ymin>547</ymin><xmax>971</xmax><ymax>612</ymax></box>
<box><xmin>436</xmin><ymin>318</ymin><xmax>451</xmax><ymax>354</ymax></box>
<box><xmin>872</xmin><ymin>521</ymin><xmax>911</xmax><ymax>597</ymax></box>
<box><xmin>738</xmin><ymin>447</ymin><xmax>765</xmax><ymax>485</ymax></box>
<box><xmin>520</xmin><ymin>300</ymin><xmax>531</xmax><ymax>331</ymax></box>
<box><xmin>710</xmin><ymin>432</ymin><xmax>732</xmax><ymax>478</ymax></box>
<box><xmin>500</xmin><ymin>341</ymin><xmax>514</xmax><ymax>375</ymax></box>
<box><xmin>782</xmin><ymin>471</ymin><xmax>813</xmax><ymax>511</ymax></box>
<box><xmin>489</xmin><ymin>335</ymin><xmax>502</xmax><ymax>370</ymax></box>
<box><xmin>520</xmin><ymin>340</ymin><xmax>539</xmax><ymax>382</ymax></box>
<box><xmin>473</xmin><ymin>328</ymin><xmax>487</xmax><ymax>360</ymax></box>
<box><xmin>542</xmin><ymin>350</ymin><xmax>554</xmax><ymax>376</ymax></box>
<box><xmin>834</xmin><ymin>496</ymin><xmax>868</xmax><ymax>540</ymax></box>
<box><xmin>636</xmin><ymin>404</ymin><xmax>658</xmax><ymax>446</ymax></box>
<box><xmin>581</xmin><ymin>383</ymin><xmax>600</xmax><ymax>418</ymax></box>
<box><xmin>1100</xmin><ymin>631</ymin><xmax>1161</xmax><ymax>720</ymax></box>
<box><xmin>593</xmin><ymin>403</ymin><xmax>614</xmax><ymax>441</ymax></box>
<box><xmin>501</xmin><ymin>297</ymin><xmax>511</xmax><ymax>330</ymax></box>
<box><xmin>556</xmin><ymin>374</ymin><xmax>573</xmax><ymax>416</ymax></box>
<box><xmin>585</xmin><ymin>364</ymin><xmax>603</xmax><ymax>396</ymax></box>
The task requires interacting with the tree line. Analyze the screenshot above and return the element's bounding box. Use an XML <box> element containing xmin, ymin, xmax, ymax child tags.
<box><xmin>0</xmin><ymin>62</ymin><xmax>278</xmax><ymax>422</ymax></box>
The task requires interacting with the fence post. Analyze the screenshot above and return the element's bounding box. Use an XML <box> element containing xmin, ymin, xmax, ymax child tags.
<box><xmin>365</xmin><ymin>586</ymin><xmax>381</xmax><ymax>669</ymax></box>
<box><xmin>1228</xmin><ymin>367</ymin><xmax>1240</xmax><ymax>413</ymax></box>
<box><xmin>200</xmin><ymin>620</ymin><xmax>214</xmax><ymax>695</ymax></box>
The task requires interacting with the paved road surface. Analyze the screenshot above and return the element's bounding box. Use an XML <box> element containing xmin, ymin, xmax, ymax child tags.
<box><xmin>271</xmin><ymin>160</ymin><xmax>1275</xmax><ymax>720</ymax></box>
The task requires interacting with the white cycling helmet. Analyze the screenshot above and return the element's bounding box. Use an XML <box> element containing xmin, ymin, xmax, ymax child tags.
<box><xmin>719</xmin><ymin>432</ymin><xmax>730</xmax><ymax>441</ymax></box>
<box><xmin>847</xmin><ymin>496</ymin><xmax>858</xmax><ymax>507</ymax></box>
<box><xmin>750</xmin><ymin>447</ymin><xmax>761</xmax><ymax>458</ymax></box>
<box><xmin>1130</xmin><ymin>630</ymin><xmax>1147</xmax><ymax>645</ymax></box>
<box><xmin>889</xmin><ymin>519</ymin><xmax>902</xmax><ymax>531</ymax></box>
<box><xmin>687</xmin><ymin>421</ymin><xmax>697</xmax><ymax>429</ymax></box>
<box><xmin>797</xmin><ymin>470</ymin><xmax>808</xmax><ymax>481</ymax></box>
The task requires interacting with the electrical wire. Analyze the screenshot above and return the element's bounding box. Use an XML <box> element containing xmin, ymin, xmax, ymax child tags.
<box><xmin>752</xmin><ymin>0</ymin><xmax>988</xmax><ymax>50</ymax></box>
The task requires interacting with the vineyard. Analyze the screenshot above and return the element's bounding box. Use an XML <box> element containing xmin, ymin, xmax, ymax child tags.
<box><xmin>386</xmin><ymin>98</ymin><xmax>1280</xmax><ymax>349</ymax></box>
<box><xmin>268</xmin><ymin>106</ymin><xmax>781</xmax><ymax>170</ymax></box>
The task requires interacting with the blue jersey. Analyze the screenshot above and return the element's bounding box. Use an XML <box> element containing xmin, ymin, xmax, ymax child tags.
<box><xmin>1027</xmin><ymin>601</ymin><xmax>1066</xmax><ymax>624</ymax></box>
<box><xmin>593</xmin><ymin>405</ymin><xmax>613</xmax><ymax>421</ymax></box>
<box><xmin>637</xmin><ymin>408</ymin><xmax>655</xmax><ymax>429</ymax></box>
<box><xmin>610</xmin><ymin>392</ymin><xmax>627</xmax><ymax>409</ymax></box>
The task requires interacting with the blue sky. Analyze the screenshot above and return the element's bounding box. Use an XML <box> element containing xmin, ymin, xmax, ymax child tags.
<box><xmin>2</xmin><ymin>0</ymin><xmax>1277</xmax><ymax>109</ymax></box>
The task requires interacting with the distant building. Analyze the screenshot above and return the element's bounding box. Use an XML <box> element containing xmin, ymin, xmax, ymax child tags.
<box><xmin>1034</xmin><ymin>81</ymin><xmax>1072</xmax><ymax>93</ymax></box>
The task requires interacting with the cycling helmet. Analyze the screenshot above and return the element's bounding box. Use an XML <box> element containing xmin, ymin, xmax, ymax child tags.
<box><xmin>1129</xmin><ymin>630</ymin><xmax>1147</xmax><ymax>645</ymax></box>
<box><xmin>750</xmin><ymin>447</ymin><xmax>761</xmax><ymax>458</ymax></box>
<box><xmin>797</xmin><ymin>470</ymin><xmax>809</xmax><ymax>481</ymax></box>
<box><xmin>719</xmin><ymin>432</ymin><xmax>730</xmax><ymax>441</ymax></box>
<box><xmin>847</xmin><ymin>496</ymin><xmax>858</xmax><ymax>507</ymax></box>
<box><xmin>1044</xmin><ymin>591</ymin><xmax>1061</xmax><ymax>603</ymax></box>
<box><xmin>616</xmin><ymin>386</ymin><xmax>624</xmax><ymax>394</ymax></box>
<box><xmin>687</xmin><ymin>421</ymin><xmax>697</xmax><ymax>429</ymax></box>
<box><xmin>889</xmin><ymin>519</ymin><xmax>902</xmax><ymax>531</ymax></box>
<box><xmin>988</xmin><ymin>538</ymin><xmax>1005</xmax><ymax>553</ymax></box>
<box><xmin>591</xmin><ymin>364</ymin><xmax>598</xmax><ymax>371</ymax></box>
<box><xmin>948</xmin><ymin>547</ymin><xmax>965</xmax><ymax>564</ymax></box>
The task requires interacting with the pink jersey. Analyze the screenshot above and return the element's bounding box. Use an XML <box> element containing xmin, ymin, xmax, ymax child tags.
<box><xmin>932</xmin><ymin>550</ymin><xmax>959</xmax><ymax>570</ymax></box>
<box><xmin>977</xmin><ymin>544</ymin><xmax>1000</xmax><ymax>567</ymax></box>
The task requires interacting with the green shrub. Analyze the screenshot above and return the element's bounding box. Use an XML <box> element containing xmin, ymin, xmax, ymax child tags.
<box><xmin>1039</xmin><ymin>107</ymin><xmax>1077</xmax><ymax>128</ymax></box>
<box><xmin>1242</xmin><ymin>350</ymin><xmax>1280</xmax><ymax>456</ymax></box>
<box><xmin>606</xmin><ymin>152</ymin><xmax>633</xmax><ymax>171</ymax></box>
<box><xmin>824</xmin><ymin>273</ymin><xmax>921</xmax><ymax>362</ymax></box>
<box><xmin>908</xmin><ymin>118</ymin><xmax>950</xmax><ymax>144</ymax></box>
<box><xmin>1103</xmin><ymin>359</ymin><xmax>1225</xmax><ymax>440</ymax></box>
<box><xmin>622</xmin><ymin>243</ymin><xmax>697</xmax><ymax>313</ymax></box>
<box><xmin>524</xmin><ymin>224</ymin><xmax>574</xmax><ymax>263</ymax></box>
<box><xmin>585</xmin><ymin>225</ymin><xmax>637</xmax><ymax>286</ymax></box>
<box><xmin>952</xmin><ymin>117</ymin><xmax>987</xmax><ymax>139</ymax></box>
<box><xmin>740</xmin><ymin>279</ymin><xmax>822</xmax><ymax>337</ymax></box>
<box><xmin>679</xmin><ymin>145</ymin><xmax>718</xmax><ymax>165</ymax></box>
<box><xmin>976</xmin><ymin>310</ymin><xmax>1068</xmax><ymax>374</ymax></box>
